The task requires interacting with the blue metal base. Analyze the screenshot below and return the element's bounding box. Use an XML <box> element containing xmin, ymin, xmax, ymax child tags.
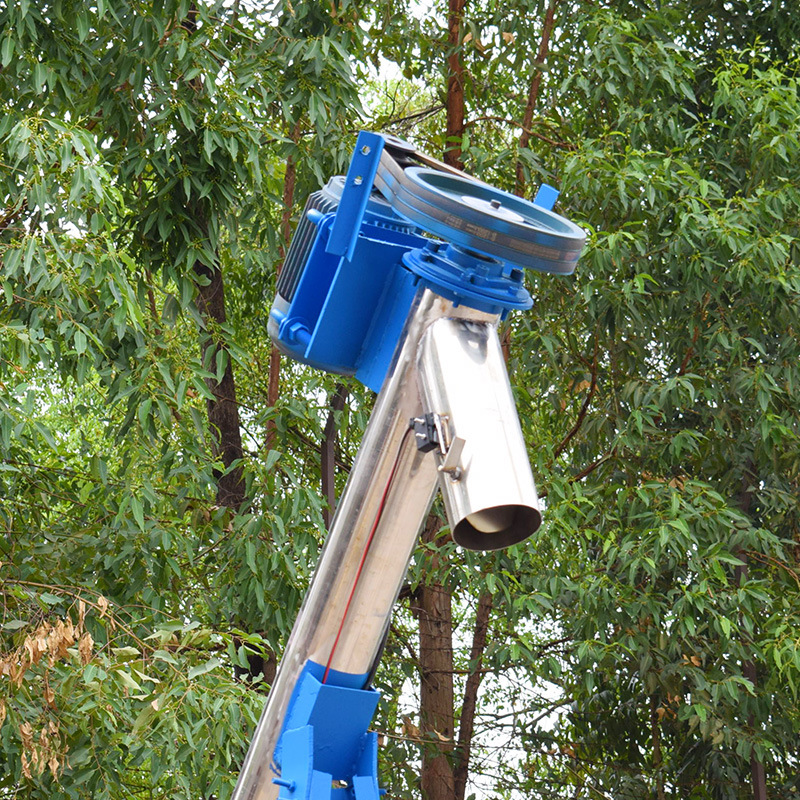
<box><xmin>273</xmin><ymin>664</ymin><xmax>383</xmax><ymax>800</ymax></box>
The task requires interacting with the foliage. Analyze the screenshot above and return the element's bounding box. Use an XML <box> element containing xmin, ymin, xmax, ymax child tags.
<box><xmin>1</xmin><ymin>0</ymin><xmax>365</xmax><ymax>795</ymax></box>
<box><xmin>366</xmin><ymin>2</ymin><xmax>800</xmax><ymax>798</ymax></box>
<box><xmin>502</xmin><ymin>9</ymin><xmax>800</xmax><ymax>798</ymax></box>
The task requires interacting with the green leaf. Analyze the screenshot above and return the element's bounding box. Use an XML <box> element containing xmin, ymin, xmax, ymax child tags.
<box><xmin>74</xmin><ymin>328</ymin><xmax>87</xmax><ymax>355</ymax></box>
<box><xmin>245</xmin><ymin>539</ymin><xmax>257</xmax><ymax>575</ymax></box>
<box><xmin>117</xmin><ymin>670</ymin><xmax>143</xmax><ymax>693</ymax></box>
<box><xmin>1</xmin><ymin>34</ymin><xmax>14</xmax><ymax>68</ymax></box>
<box><xmin>76</xmin><ymin>13</ymin><xmax>89</xmax><ymax>42</ymax></box>
<box><xmin>130</xmin><ymin>496</ymin><xmax>145</xmax><ymax>530</ymax></box>
<box><xmin>39</xmin><ymin>592</ymin><xmax>63</xmax><ymax>606</ymax></box>
<box><xmin>188</xmin><ymin>657</ymin><xmax>221</xmax><ymax>680</ymax></box>
<box><xmin>132</xmin><ymin>704</ymin><xmax>157</xmax><ymax>735</ymax></box>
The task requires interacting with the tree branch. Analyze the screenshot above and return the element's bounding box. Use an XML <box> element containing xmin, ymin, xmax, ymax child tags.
<box><xmin>571</xmin><ymin>451</ymin><xmax>615</xmax><ymax>483</ymax></box>
<box><xmin>539</xmin><ymin>448</ymin><xmax>617</xmax><ymax>498</ymax></box>
<box><xmin>515</xmin><ymin>0</ymin><xmax>562</xmax><ymax>196</ymax></box>
<box><xmin>266</xmin><ymin>121</ymin><xmax>302</xmax><ymax>452</ymax></box>
<box><xmin>467</xmin><ymin>115</ymin><xmax>576</xmax><ymax>151</ymax></box>
<box><xmin>321</xmin><ymin>382</ymin><xmax>348</xmax><ymax>529</ymax></box>
<box><xmin>552</xmin><ymin>346</ymin><xmax>599</xmax><ymax>460</ymax></box>
<box><xmin>0</xmin><ymin>198</ymin><xmax>28</xmax><ymax>234</ymax></box>
<box><xmin>390</xmin><ymin>620</ymin><xmax>420</xmax><ymax>666</ymax></box>
<box><xmin>378</xmin><ymin>103</ymin><xmax>446</xmax><ymax>130</ymax></box>
<box><xmin>453</xmin><ymin>591</ymin><xmax>492</xmax><ymax>800</ymax></box>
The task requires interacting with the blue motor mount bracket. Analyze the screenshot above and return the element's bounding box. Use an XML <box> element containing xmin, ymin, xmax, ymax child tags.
<box><xmin>326</xmin><ymin>133</ymin><xmax>387</xmax><ymax>261</ymax></box>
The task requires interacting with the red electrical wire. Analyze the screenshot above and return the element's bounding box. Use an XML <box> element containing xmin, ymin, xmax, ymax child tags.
<box><xmin>322</xmin><ymin>427</ymin><xmax>413</xmax><ymax>684</ymax></box>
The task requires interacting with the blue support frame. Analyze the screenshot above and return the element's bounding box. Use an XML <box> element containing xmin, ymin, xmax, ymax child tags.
<box><xmin>273</xmin><ymin>665</ymin><xmax>383</xmax><ymax>800</ymax></box>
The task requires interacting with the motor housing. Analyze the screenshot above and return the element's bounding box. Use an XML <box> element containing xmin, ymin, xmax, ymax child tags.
<box><xmin>268</xmin><ymin>131</ymin><xmax>585</xmax><ymax>392</ymax></box>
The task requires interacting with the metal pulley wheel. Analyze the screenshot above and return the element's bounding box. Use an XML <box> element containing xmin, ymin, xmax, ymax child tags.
<box><xmin>376</xmin><ymin>158</ymin><xmax>586</xmax><ymax>275</ymax></box>
<box><xmin>392</xmin><ymin>167</ymin><xmax>586</xmax><ymax>275</ymax></box>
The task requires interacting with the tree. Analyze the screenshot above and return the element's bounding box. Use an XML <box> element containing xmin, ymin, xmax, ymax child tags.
<box><xmin>0</xmin><ymin>0</ymin><xmax>364</xmax><ymax>796</ymax></box>
<box><xmin>365</xmin><ymin>2</ymin><xmax>800</xmax><ymax>799</ymax></box>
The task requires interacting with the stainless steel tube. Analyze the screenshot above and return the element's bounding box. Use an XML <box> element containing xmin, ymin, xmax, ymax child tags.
<box><xmin>417</xmin><ymin>316</ymin><xmax>541</xmax><ymax>550</ymax></box>
<box><xmin>231</xmin><ymin>290</ymin><xmax>493</xmax><ymax>800</ymax></box>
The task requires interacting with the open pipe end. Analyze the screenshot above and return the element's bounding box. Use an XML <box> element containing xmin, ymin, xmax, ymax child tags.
<box><xmin>452</xmin><ymin>504</ymin><xmax>542</xmax><ymax>551</ymax></box>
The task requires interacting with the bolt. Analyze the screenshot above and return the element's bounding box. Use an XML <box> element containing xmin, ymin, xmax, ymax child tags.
<box><xmin>361</xmin><ymin>145</ymin><xmax>371</xmax><ymax>155</ymax></box>
<box><xmin>490</xmin><ymin>199</ymin><xmax>502</xmax><ymax>209</ymax></box>
<box><xmin>354</xmin><ymin>176</ymin><xmax>363</xmax><ymax>186</ymax></box>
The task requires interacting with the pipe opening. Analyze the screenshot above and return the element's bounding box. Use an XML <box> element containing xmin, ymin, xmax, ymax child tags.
<box><xmin>453</xmin><ymin>504</ymin><xmax>542</xmax><ymax>551</ymax></box>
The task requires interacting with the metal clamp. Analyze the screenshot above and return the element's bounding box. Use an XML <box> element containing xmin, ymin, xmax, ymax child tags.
<box><xmin>410</xmin><ymin>413</ymin><xmax>465</xmax><ymax>481</ymax></box>
<box><xmin>434</xmin><ymin>414</ymin><xmax>465</xmax><ymax>481</ymax></box>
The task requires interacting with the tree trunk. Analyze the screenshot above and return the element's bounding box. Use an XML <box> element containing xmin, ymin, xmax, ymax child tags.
<box><xmin>321</xmin><ymin>383</ymin><xmax>348</xmax><ymax>529</ymax></box>
<box><xmin>445</xmin><ymin>0</ymin><xmax>467</xmax><ymax>170</ymax></box>
<box><xmin>744</xmin><ymin>658</ymin><xmax>767</xmax><ymax>800</ymax></box>
<box><xmin>412</xmin><ymin>522</ymin><xmax>497</xmax><ymax>800</ymax></box>
<box><xmin>280</xmin><ymin>121</ymin><xmax>303</xmax><ymax>256</ymax></box>
<box><xmin>194</xmin><ymin>258</ymin><xmax>247</xmax><ymax>510</ymax></box>
<box><xmin>413</xmin><ymin>515</ymin><xmax>456</xmax><ymax>800</ymax></box>
<box><xmin>180</xmin><ymin>3</ymin><xmax>246</xmax><ymax>510</ymax></box>
<box><xmin>735</xmin><ymin>462</ymin><xmax>767</xmax><ymax>800</ymax></box>
<box><xmin>453</xmin><ymin>591</ymin><xmax>492</xmax><ymax>800</ymax></box>
<box><xmin>650</xmin><ymin>694</ymin><xmax>665</xmax><ymax>800</ymax></box>
<box><xmin>265</xmin><ymin>344</ymin><xmax>282</xmax><ymax>453</ymax></box>
<box><xmin>515</xmin><ymin>0</ymin><xmax>560</xmax><ymax>197</ymax></box>
<box><xmin>266</xmin><ymin>122</ymin><xmax>303</xmax><ymax>451</ymax></box>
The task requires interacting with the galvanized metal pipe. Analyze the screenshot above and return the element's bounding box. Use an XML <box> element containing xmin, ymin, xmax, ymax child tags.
<box><xmin>417</xmin><ymin>317</ymin><xmax>541</xmax><ymax>551</ymax></box>
<box><xmin>233</xmin><ymin>290</ymin><xmax>488</xmax><ymax>800</ymax></box>
<box><xmin>232</xmin><ymin>289</ymin><xmax>540</xmax><ymax>800</ymax></box>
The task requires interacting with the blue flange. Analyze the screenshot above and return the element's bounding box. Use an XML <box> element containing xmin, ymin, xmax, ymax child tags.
<box><xmin>403</xmin><ymin>243</ymin><xmax>532</xmax><ymax>319</ymax></box>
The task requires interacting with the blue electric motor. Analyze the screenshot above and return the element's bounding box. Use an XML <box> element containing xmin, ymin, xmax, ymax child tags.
<box><xmin>269</xmin><ymin>131</ymin><xmax>585</xmax><ymax>391</ymax></box>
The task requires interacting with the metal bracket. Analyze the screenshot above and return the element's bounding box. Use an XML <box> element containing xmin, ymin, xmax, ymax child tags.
<box><xmin>273</xmin><ymin>667</ymin><xmax>382</xmax><ymax>800</ymax></box>
<box><xmin>410</xmin><ymin>413</ymin><xmax>440</xmax><ymax>453</ymax></box>
<box><xmin>438</xmin><ymin>435</ymin><xmax>465</xmax><ymax>480</ymax></box>
<box><xmin>435</xmin><ymin>414</ymin><xmax>465</xmax><ymax>481</ymax></box>
<box><xmin>326</xmin><ymin>131</ymin><xmax>385</xmax><ymax>261</ymax></box>
<box><xmin>410</xmin><ymin>413</ymin><xmax>465</xmax><ymax>480</ymax></box>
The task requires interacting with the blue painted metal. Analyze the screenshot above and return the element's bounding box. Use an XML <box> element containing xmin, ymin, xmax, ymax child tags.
<box><xmin>533</xmin><ymin>183</ymin><xmax>559</xmax><ymax>211</ymax></box>
<box><xmin>298</xmin><ymin>659</ymin><xmax>370</xmax><ymax>690</ymax></box>
<box><xmin>382</xmin><ymin>167</ymin><xmax>584</xmax><ymax>275</ymax></box>
<box><xmin>326</xmin><ymin>132</ymin><xmax>386</xmax><ymax>260</ymax></box>
<box><xmin>354</xmin><ymin>261</ymin><xmax>419</xmax><ymax>391</ymax></box>
<box><xmin>270</xmin><ymin>210</ymin><xmax>425</xmax><ymax>391</ymax></box>
<box><xmin>402</xmin><ymin>242</ymin><xmax>532</xmax><ymax>319</ymax></box>
<box><xmin>273</xmin><ymin>662</ymin><xmax>382</xmax><ymax>800</ymax></box>
<box><xmin>269</xmin><ymin>133</ymin><xmax>583</xmax><ymax>391</ymax></box>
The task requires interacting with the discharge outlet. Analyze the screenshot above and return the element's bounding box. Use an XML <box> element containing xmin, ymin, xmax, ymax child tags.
<box><xmin>416</xmin><ymin>315</ymin><xmax>541</xmax><ymax>550</ymax></box>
